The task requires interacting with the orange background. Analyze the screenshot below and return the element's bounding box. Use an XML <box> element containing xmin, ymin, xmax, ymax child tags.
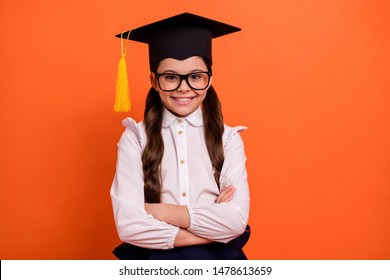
<box><xmin>1</xmin><ymin>0</ymin><xmax>389</xmax><ymax>259</ymax></box>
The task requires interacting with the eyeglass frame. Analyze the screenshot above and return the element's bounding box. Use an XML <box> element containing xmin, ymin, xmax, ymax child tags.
<box><xmin>154</xmin><ymin>71</ymin><xmax>213</xmax><ymax>92</ymax></box>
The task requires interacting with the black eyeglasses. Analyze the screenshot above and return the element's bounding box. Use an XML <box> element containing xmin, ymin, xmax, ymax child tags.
<box><xmin>155</xmin><ymin>72</ymin><xmax>212</xmax><ymax>92</ymax></box>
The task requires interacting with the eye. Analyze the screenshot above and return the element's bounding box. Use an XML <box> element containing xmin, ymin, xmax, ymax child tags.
<box><xmin>163</xmin><ymin>74</ymin><xmax>178</xmax><ymax>81</ymax></box>
<box><xmin>189</xmin><ymin>73</ymin><xmax>201</xmax><ymax>80</ymax></box>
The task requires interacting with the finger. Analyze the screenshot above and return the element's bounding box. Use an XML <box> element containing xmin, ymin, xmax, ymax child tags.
<box><xmin>217</xmin><ymin>191</ymin><xmax>234</xmax><ymax>203</ymax></box>
<box><xmin>221</xmin><ymin>187</ymin><xmax>235</xmax><ymax>202</ymax></box>
<box><xmin>221</xmin><ymin>190</ymin><xmax>235</xmax><ymax>203</ymax></box>
<box><xmin>216</xmin><ymin>186</ymin><xmax>236</xmax><ymax>203</ymax></box>
<box><xmin>216</xmin><ymin>187</ymin><xmax>230</xmax><ymax>203</ymax></box>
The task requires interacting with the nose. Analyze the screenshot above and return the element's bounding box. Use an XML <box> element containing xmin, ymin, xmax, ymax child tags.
<box><xmin>177</xmin><ymin>77</ymin><xmax>191</xmax><ymax>92</ymax></box>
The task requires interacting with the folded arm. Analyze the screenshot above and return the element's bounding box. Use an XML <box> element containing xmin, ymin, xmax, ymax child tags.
<box><xmin>111</xmin><ymin>120</ymin><xmax>180</xmax><ymax>250</ymax></box>
<box><xmin>145</xmin><ymin>186</ymin><xmax>236</xmax><ymax>247</ymax></box>
<box><xmin>186</xmin><ymin>130</ymin><xmax>250</xmax><ymax>243</ymax></box>
<box><xmin>144</xmin><ymin>186</ymin><xmax>236</xmax><ymax>228</ymax></box>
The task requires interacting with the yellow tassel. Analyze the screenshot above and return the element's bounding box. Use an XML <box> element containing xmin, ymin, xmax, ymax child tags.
<box><xmin>114</xmin><ymin>31</ymin><xmax>132</xmax><ymax>113</ymax></box>
<box><xmin>114</xmin><ymin>54</ymin><xmax>131</xmax><ymax>112</ymax></box>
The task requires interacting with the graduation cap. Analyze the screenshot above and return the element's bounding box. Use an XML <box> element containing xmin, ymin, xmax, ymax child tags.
<box><xmin>114</xmin><ymin>13</ymin><xmax>241</xmax><ymax>113</ymax></box>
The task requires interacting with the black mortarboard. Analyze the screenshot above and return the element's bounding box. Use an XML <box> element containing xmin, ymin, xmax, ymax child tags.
<box><xmin>116</xmin><ymin>12</ymin><xmax>241</xmax><ymax>70</ymax></box>
<box><xmin>114</xmin><ymin>13</ymin><xmax>241</xmax><ymax>113</ymax></box>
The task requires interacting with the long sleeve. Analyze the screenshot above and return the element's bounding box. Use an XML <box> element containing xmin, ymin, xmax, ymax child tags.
<box><xmin>186</xmin><ymin>126</ymin><xmax>250</xmax><ymax>243</ymax></box>
<box><xmin>110</xmin><ymin>118</ymin><xmax>179</xmax><ymax>249</ymax></box>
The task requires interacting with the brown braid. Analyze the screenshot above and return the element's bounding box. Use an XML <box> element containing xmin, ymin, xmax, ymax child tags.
<box><xmin>202</xmin><ymin>85</ymin><xmax>225</xmax><ymax>189</ymax></box>
<box><xmin>142</xmin><ymin>87</ymin><xmax>164</xmax><ymax>203</ymax></box>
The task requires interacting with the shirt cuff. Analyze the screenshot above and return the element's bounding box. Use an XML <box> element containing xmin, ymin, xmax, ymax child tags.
<box><xmin>185</xmin><ymin>204</ymin><xmax>195</xmax><ymax>230</ymax></box>
<box><xmin>167</xmin><ymin>226</ymin><xmax>180</xmax><ymax>249</ymax></box>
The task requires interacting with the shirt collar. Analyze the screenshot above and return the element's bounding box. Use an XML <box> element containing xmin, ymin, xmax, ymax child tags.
<box><xmin>162</xmin><ymin>106</ymin><xmax>204</xmax><ymax>128</ymax></box>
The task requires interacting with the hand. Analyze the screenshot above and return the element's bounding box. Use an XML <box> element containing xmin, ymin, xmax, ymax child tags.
<box><xmin>215</xmin><ymin>186</ymin><xmax>236</xmax><ymax>203</ymax></box>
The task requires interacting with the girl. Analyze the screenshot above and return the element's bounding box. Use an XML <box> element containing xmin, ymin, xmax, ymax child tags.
<box><xmin>110</xmin><ymin>13</ymin><xmax>250</xmax><ymax>259</ymax></box>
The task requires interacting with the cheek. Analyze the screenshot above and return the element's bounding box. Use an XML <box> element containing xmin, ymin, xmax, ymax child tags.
<box><xmin>158</xmin><ymin>91</ymin><xmax>170</xmax><ymax>103</ymax></box>
<box><xmin>198</xmin><ymin>90</ymin><xmax>208</xmax><ymax>101</ymax></box>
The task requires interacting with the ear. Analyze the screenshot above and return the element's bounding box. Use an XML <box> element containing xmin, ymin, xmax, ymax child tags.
<box><xmin>207</xmin><ymin>75</ymin><xmax>213</xmax><ymax>90</ymax></box>
<box><xmin>150</xmin><ymin>73</ymin><xmax>159</xmax><ymax>91</ymax></box>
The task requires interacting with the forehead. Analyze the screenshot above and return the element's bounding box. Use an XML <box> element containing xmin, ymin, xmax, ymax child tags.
<box><xmin>156</xmin><ymin>56</ymin><xmax>207</xmax><ymax>72</ymax></box>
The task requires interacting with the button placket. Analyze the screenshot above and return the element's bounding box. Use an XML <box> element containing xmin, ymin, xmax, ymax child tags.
<box><xmin>176</xmin><ymin>121</ymin><xmax>189</xmax><ymax>204</ymax></box>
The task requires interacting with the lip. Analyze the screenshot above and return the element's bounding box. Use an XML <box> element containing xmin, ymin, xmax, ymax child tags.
<box><xmin>171</xmin><ymin>96</ymin><xmax>196</xmax><ymax>105</ymax></box>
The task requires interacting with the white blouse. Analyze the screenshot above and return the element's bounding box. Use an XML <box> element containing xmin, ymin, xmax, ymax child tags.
<box><xmin>110</xmin><ymin>107</ymin><xmax>250</xmax><ymax>249</ymax></box>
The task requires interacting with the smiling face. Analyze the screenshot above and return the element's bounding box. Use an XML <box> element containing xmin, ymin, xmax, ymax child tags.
<box><xmin>151</xmin><ymin>56</ymin><xmax>211</xmax><ymax>118</ymax></box>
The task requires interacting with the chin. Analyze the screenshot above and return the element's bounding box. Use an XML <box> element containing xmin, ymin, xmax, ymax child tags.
<box><xmin>172</xmin><ymin>107</ymin><xmax>195</xmax><ymax>117</ymax></box>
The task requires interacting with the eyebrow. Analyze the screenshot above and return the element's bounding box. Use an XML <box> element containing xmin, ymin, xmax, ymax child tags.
<box><xmin>160</xmin><ymin>68</ymin><xmax>207</xmax><ymax>74</ymax></box>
